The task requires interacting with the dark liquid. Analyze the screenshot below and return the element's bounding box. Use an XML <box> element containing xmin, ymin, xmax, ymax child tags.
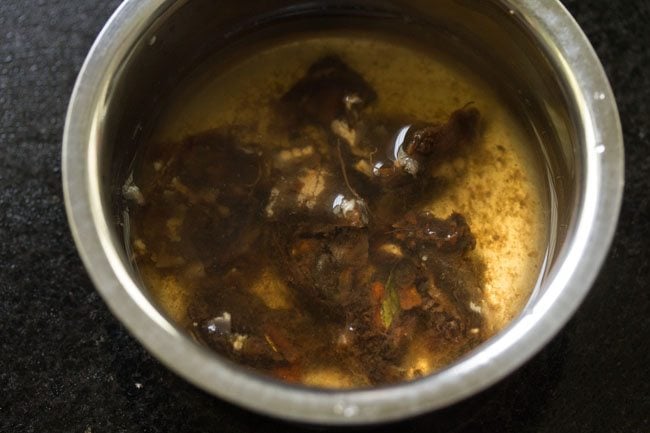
<box><xmin>125</xmin><ymin>30</ymin><xmax>545</xmax><ymax>388</ymax></box>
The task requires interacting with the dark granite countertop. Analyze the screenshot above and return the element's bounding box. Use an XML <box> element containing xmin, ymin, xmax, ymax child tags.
<box><xmin>1</xmin><ymin>1</ymin><xmax>648</xmax><ymax>432</ymax></box>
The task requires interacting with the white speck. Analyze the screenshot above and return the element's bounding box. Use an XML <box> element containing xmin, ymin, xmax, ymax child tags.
<box><xmin>396</xmin><ymin>148</ymin><xmax>419</xmax><ymax>176</ymax></box>
<box><xmin>595</xmin><ymin>144</ymin><xmax>606</xmax><ymax>154</ymax></box>
<box><xmin>470</xmin><ymin>328</ymin><xmax>480</xmax><ymax>334</ymax></box>
<box><xmin>594</xmin><ymin>91</ymin><xmax>606</xmax><ymax>101</ymax></box>
<box><xmin>332</xmin><ymin>194</ymin><xmax>344</xmax><ymax>211</ymax></box>
<box><xmin>148</xmin><ymin>35</ymin><xmax>157</xmax><ymax>46</ymax></box>
<box><xmin>469</xmin><ymin>301</ymin><xmax>482</xmax><ymax>313</ymax></box>
<box><xmin>344</xmin><ymin>94</ymin><xmax>363</xmax><ymax>111</ymax></box>
<box><xmin>231</xmin><ymin>333</ymin><xmax>248</xmax><ymax>351</ymax></box>
<box><xmin>265</xmin><ymin>187</ymin><xmax>280</xmax><ymax>217</ymax></box>
<box><xmin>135</xmin><ymin>382</ymin><xmax>143</xmax><ymax>389</ymax></box>
<box><xmin>340</xmin><ymin>197</ymin><xmax>357</xmax><ymax>216</ymax></box>
<box><xmin>332</xmin><ymin>194</ymin><xmax>369</xmax><ymax>225</ymax></box>
<box><xmin>205</xmin><ymin>312</ymin><xmax>231</xmax><ymax>334</ymax></box>
<box><xmin>84</xmin><ymin>427</ymin><xmax>92</xmax><ymax>433</ymax></box>
<box><xmin>508</xmin><ymin>9</ymin><xmax>516</xmax><ymax>15</ymax></box>
<box><xmin>122</xmin><ymin>174</ymin><xmax>145</xmax><ymax>205</ymax></box>
<box><xmin>421</xmin><ymin>255</ymin><xmax>428</xmax><ymax>262</ymax></box>
<box><xmin>373</xmin><ymin>161</ymin><xmax>387</xmax><ymax>176</ymax></box>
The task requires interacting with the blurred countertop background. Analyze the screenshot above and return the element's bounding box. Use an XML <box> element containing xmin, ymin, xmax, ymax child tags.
<box><xmin>0</xmin><ymin>1</ymin><xmax>648</xmax><ymax>432</ymax></box>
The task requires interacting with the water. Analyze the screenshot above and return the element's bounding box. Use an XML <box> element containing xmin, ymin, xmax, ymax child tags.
<box><xmin>124</xmin><ymin>25</ymin><xmax>547</xmax><ymax>388</ymax></box>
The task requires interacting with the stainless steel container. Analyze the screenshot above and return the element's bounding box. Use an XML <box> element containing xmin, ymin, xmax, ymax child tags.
<box><xmin>62</xmin><ymin>0</ymin><xmax>624</xmax><ymax>424</ymax></box>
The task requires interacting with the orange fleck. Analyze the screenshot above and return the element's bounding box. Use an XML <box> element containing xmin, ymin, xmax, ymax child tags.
<box><xmin>273</xmin><ymin>365</ymin><xmax>302</xmax><ymax>383</ymax></box>
<box><xmin>398</xmin><ymin>285</ymin><xmax>422</xmax><ymax>310</ymax></box>
<box><xmin>370</xmin><ymin>281</ymin><xmax>385</xmax><ymax>304</ymax></box>
<box><xmin>291</xmin><ymin>239</ymin><xmax>318</xmax><ymax>256</ymax></box>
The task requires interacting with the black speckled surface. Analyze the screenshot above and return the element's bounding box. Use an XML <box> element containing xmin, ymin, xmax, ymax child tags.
<box><xmin>0</xmin><ymin>1</ymin><xmax>648</xmax><ymax>432</ymax></box>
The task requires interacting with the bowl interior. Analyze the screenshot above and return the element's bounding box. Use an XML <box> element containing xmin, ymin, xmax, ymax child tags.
<box><xmin>66</xmin><ymin>0</ymin><xmax>621</xmax><ymax>424</ymax></box>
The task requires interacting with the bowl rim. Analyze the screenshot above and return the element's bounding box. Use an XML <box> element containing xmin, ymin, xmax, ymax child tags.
<box><xmin>62</xmin><ymin>0</ymin><xmax>624</xmax><ymax>424</ymax></box>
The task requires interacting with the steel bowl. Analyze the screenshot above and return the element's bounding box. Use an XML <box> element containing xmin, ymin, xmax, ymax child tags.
<box><xmin>62</xmin><ymin>0</ymin><xmax>624</xmax><ymax>424</ymax></box>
